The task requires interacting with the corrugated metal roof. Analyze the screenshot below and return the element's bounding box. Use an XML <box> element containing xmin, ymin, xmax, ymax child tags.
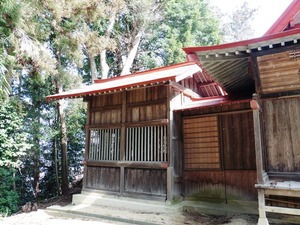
<box><xmin>47</xmin><ymin>62</ymin><xmax>203</xmax><ymax>101</ymax></box>
<box><xmin>183</xmin><ymin>28</ymin><xmax>300</xmax><ymax>95</ymax></box>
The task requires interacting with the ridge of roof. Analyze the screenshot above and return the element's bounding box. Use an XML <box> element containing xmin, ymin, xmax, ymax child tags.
<box><xmin>94</xmin><ymin>61</ymin><xmax>197</xmax><ymax>84</ymax></box>
<box><xmin>264</xmin><ymin>0</ymin><xmax>300</xmax><ymax>35</ymax></box>
<box><xmin>183</xmin><ymin>28</ymin><xmax>300</xmax><ymax>54</ymax></box>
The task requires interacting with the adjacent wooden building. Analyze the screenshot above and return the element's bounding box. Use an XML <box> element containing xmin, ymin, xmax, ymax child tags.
<box><xmin>47</xmin><ymin>1</ymin><xmax>300</xmax><ymax>224</ymax></box>
<box><xmin>183</xmin><ymin>1</ymin><xmax>300</xmax><ymax>223</ymax></box>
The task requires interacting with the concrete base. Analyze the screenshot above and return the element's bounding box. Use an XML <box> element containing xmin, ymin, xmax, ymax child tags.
<box><xmin>47</xmin><ymin>191</ymin><xmax>260</xmax><ymax>225</ymax></box>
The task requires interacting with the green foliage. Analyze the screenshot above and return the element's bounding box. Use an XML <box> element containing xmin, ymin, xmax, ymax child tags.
<box><xmin>0</xmin><ymin>168</ymin><xmax>19</xmax><ymax>216</ymax></box>
<box><xmin>0</xmin><ymin>98</ymin><xmax>31</xmax><ymax>168</ymax></box>
<box><xmin>0</xmin><ymin>98</ymin><xmax>31</xmax><ymax>215</ymax></box>
<box><xmin>135</xmin><ymin>0</ymin><xmax>221</xmax><ymax>68</ymax></box>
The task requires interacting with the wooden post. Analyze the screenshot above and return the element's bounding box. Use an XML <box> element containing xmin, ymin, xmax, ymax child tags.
<box><xmin>120</xmin><ymin>91</ymin><xmax>127</xmax><ymax>194</ymax></box>
<box><xmin>167</xmin><ymin>167</ymin><xmax>173</xmax><ymax>203</ymax></box>
<box><xmin>257</xmin><ymin>189</ymin><xmax>269</xmax><ymax>225</ymax></box>
<box><xmin>251</xmin><ymin>95</ymin><xmax>266</xmax><ymax>184</ymax></box>
<box><xmin>251</xmin><ymin>94</ymin><xmax>269</xmax><ymax>225</ymax></box>
<box><xmin>83</xmin><ymin>100</ymin><xmax>91</xmax><ymax>190</ymax></box>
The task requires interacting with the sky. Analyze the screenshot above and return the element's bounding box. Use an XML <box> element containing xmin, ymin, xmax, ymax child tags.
<box><xmin>210</xmin><ymin>0</ymin><xmax>294</xmax><ymax>37</ymax></box>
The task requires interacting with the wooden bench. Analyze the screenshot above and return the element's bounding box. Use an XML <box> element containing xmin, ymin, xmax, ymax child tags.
<box><xmin>256</xmin><ymin>180</ymin><xmax>300</xmax><ymax>225</ymax></box>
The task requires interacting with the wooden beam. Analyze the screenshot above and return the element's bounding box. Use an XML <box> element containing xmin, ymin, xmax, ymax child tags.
<box><xmin>168</xmin><ymin>81</ymin><xmax>200</xmax><ymax>98</ymax></box>
<box><xmin>265</xmin><ymin>206</ymin><xmax>300</xmax><ymax>215</ymax></box>
<box><xmin>86</xmin><ymin>160</ymin><xmax>168</xmax><ymax>169</ymax></box>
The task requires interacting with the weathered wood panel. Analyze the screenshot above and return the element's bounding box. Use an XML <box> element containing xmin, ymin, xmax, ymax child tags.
<box><xmin>126</xmin><ymin>86</ymin><xmax>167</xmax><ymax>104</ymax></box>
<box><xmin>126</xmin><ymin>103</ymin><xmax>167</xmax><ymax>122</ymax></box>
<box><xmin>85</xmin><ymin>166</ymin><xmax>120</xmax><ymax>191</ymax></box>
<box><xmin>183</xmin><ymin>116</ymin><xmax>220</xmax><ymax>169</ymax></box>
<box><xmin>183</xmin><ymin>170</ymin><xmax>257</xmax><ymax>201</ymax></box>
<box><xmin>262</xmin><ymin>98</ymin><xmax>300</xmax><ymax>172</ymax></box>
<box><xmin>257</xmin><ymin>50</ymin><xmax>300</xmax><ymax>94</ymax></box>
<box><xmin>221</xmin><ymin>112</ymin><xmax>256</xmax><ymax>170</ymax></box>
<box><xmin>125</xmin><ymin>168</ymin><xmax>167</xmax><ymax>196</ymax></box>
<box><xmin>125</xmin><ymin>86</ymin><xmax>168</xmax><ymax>123</ymax></box>
<box><xmin>91</xmin><ymin>92</ymin><xmax>123</xmax><ymax>107</ymax></box>
<box><xmin>90</xmin><ymin>93</ymin><xmax>122</xmax><ymax>125</ymax></box>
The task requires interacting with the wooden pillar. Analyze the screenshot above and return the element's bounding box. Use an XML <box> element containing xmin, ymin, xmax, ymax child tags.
<box><xmin>251</xmin><ymin>94</ymin><xmax>269</xmax><ymax>225</ymax></box>
<box><xmin>83</xmin><ymin>100</ymin><xmax>91</xmax><ymax>189</ymax></box>
<box><xmin>167</xmin><ymin>167</ymin><xmax>173</xmax><ymax>203</ymax></box>
<box><xmin>120</xmin><ymin>91</ymin><xmax>127</xmax><ymax>194</ymax></box>
<box><xmin>166</xmin><ymin>86</ymin><xmax>174</xmax><ymax>202</ymax></box>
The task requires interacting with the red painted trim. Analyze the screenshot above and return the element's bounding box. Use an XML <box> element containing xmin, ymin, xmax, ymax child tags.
<box><xmin>94</xmin><ymin>61</ymin><xmax>197</xmax><ymax>84</ymax></box>
<box><xmin>46</xmin><ymin>61</ymin><xmax>202</xmax><ymax>101</ymax></box>
<box><xmin>183</xmin><ymin>28</ymin><xmax>300</xmax><ymax>54</ymax></box>
<box><xmin>264</xmin><ymin>0</ymin><xmax>300</xmax><ymax>35</ymax></box>
<box><xmin>174</xmin><ymin>98</ymin><xmax>252</xmax><ymax>111</ymax></box>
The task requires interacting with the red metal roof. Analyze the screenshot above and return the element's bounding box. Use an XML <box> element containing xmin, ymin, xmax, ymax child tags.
<box><xmin>183</xmin><ymin>28</ymin><xmax>300</xmax><ymax>54</ymax></box>
<box><xmin>46</xmin><ymin>62</ymin><xmax>202</xmax><ymax>101</ymax></box>
<box><xmin>174</xmin><ymin>97</ymin><xmax>251</xmax><ymax>111</ymax></box>
<box><xmin>264</xmin><ymin>0</ymin><xmax>300</xmax><ymax>35</ymax></box>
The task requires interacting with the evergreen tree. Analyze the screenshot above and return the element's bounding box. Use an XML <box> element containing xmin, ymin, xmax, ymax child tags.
<box><xmin>0</xmin><ymin>98</ymin><xmax>31</xmax><ymax>215</ymax></box>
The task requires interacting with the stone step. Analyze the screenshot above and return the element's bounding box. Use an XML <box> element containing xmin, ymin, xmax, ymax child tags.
<box><xmin>72</xmin><ymin>191</ymin><xmax>179</xmax><ymax>214</ymax></box>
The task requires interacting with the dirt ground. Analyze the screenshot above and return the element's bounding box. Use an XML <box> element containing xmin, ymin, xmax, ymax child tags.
<box><xmin>1</xmin><ymin>182</ymin><xmax>299</xmax><ymax>225</ymax></box>
<box><xmin>1</xmin><ymin>209</ymin><xmax>259</xmax><ymax>225</ymax></box>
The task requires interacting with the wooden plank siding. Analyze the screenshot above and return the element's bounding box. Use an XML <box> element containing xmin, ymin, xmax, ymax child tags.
<box><xmin>182</xmin><ymin>110</ymin><xmax>257</xmax><ymax>201</ymax></box>
<box><xmin>125</xmin><ymin>168</ymin><xmax>167</xmax><ymax>196</ymax></box>
<box><xmin>257</xmin><ymin>50</ymin><xmax>300</xmax><ymax>95</ymax></box>
<box><xmin>262</xmin><ymin>98</ymin><xmax>300</xmax><ymax>173</ymax></box>
<box><xmin>221</xmin><ymin>112</ymin><xmax>256</xmax><ymax>170</ymax></box>
<box><xmin>84</xmin><ymin>85</ymin><xmax>170</xmax><ymax>198</ymax></box>
<box><xmin>85</xmin><ymin>166</ymin><xmax>120</xmax><ymax>191</ymax></box>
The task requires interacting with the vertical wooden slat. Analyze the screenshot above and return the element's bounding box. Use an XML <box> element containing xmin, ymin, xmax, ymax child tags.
<box><xmin>98</xmin><ymin>129</ymin><xmax>100</xmax><ymax>160</ymax></box>
<box><xmin>164</xmin><ymin>125</ymin><xmax>167</xmax><ymax>161</ymax></box>
<box><xmin>141</xmin><ymin>127</ymin><xmax>144</xmax><ymax>161</ymax></box>
<box><xmin>134</xmin><ymin>128</ymin><xmax>137</xmax><ymax>161</ymax></box>
<box><xmin>154</xmin><ymin>126</ymin><xmax>157</xmax><ymax>161</ymax></box>
<box><xmin>150</xmin><ymin>126</ymin><xmax>153</xmax><ymax>161</ymax></box>
<box><xmin>146</xmin><ymin>127</ymin><xmax>151</xmax><ymax>161</ymax></box>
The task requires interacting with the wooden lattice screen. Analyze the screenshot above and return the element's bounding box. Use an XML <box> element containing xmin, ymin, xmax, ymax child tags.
<box><xmin>89</xmin><ymin>128</ymin><xmax>121</xmax><ymax>161</ymax></box>
<box><xmin>183</xmin><ymin>116</ymin><xmax>220</xmax><ymax>169</ymax></box>
<box><xmin>89</xmin><ymin>125</ymin><xmax>167</xmax><ymax>162</ymax></box>
<box><xmin>125</xmin><ymin>125</ymin><xmax>168</xmax><ymax>162</ymax></box>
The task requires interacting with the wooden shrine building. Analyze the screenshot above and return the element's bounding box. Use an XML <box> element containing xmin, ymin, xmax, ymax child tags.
<box><xmin>47</xmin><ymin>1</ymin><xmax>300</xmax><ymax>224</ymax></box>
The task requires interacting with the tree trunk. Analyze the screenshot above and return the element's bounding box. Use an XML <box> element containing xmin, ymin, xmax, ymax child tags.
<box><xmin>88</xmin><ymin>53</ymin><xmax>98</xmax><ymax>83</ymax></box>
<box><xmin>33</xmin><ymin>157</ymin><xmax>40</xmax><ymax>200</ymax></box>
<box><xmin>99</xmin><ymin>11</ymin><xmax>116</xmax><ymax>79</ymax></box>
<box><xmin>121</xmin><ymin>30</ymin><xmax>143</xmax><ymax>76</ymax></box>
<box><xmin>100</xmin><ymin>50</ymin><xmax>109</xmax><ymax>79</ymax></box>
<box><xmin>54</xmin><ymin>137</ymin><xmax>61</xmax><ymax>195</ymax></box>
<box><xmin>57</xmin><ymin>98</ymin><xmax>69</xmax><ymax>195</ymax></box>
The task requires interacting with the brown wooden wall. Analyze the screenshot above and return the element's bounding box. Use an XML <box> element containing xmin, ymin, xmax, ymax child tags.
<box><xmin>125</xmin><ymin>168</ymin><xmax>167</xmax><ymax>196</ymax></box>
<box><xmin>182</xmin><ymin>108</ymin><xmax>257</xmax><ymax>201</ymax></box>
<box><xmin>84</xmin><ymin>85</ymin><xmax>169</xmax><ymax>198</ymax></box>
<box><xmin>257</xmin><ymin>49</ymin><xmax>300</xmax><ymax>95</ymax></box>
<box><xmin>262</xmin><ymin>97</ymin><xmax>300</xmax><ymax>173</ymax></box>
